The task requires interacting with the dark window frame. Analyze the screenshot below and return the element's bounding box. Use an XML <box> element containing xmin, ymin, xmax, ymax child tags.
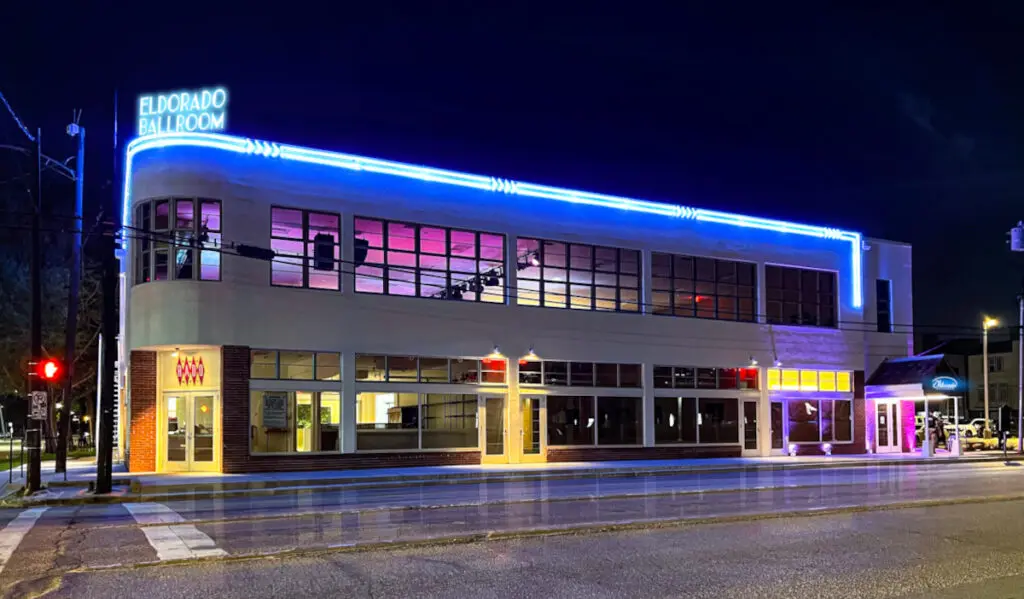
<box><xmin>653</xmin><ymin>365</ymin><xmax>759</xmax><ymax>390</ymax></box>
<box><xmin>517</xmin><ymin>361</ymin><xmax>642</xmax><ymax>388</ymax></box>
<box><xmin>516</xmin><ymin>237</ymin><xmax>641</xmax><ymax>312</ymax></box>
<box><xmin>133</xmin><ymin>197</ymin><xmax>222</xmax><ymax>284</ymax></box>
<box><xmin>765</xmin><ymin>265</ymin><xmax>838</xmax><ymax>328</ymax></box>
<box><xmin>876</xmin><ymin>279</ymin><xmax>892</xmax><ymax>333</ymax></box>
<box><xmin>353</xmin><ymin>216</ymin><xmax>506</xmax><ymax>303</ymax></box>
<box><xmin>270</xmin><ymin>206</ymin><xmax>341</xmax><ymax>290</ymax></box>
<box><xmin>249</xmin><ymin>349</ymin><xmax>340</xmax><ymax>381</ymax></box>
<box><xmin>352</xmin><ymin>354</ymin><xmax>507</xmax><ymax>385</ymax></box>
<box><xmin>651</xmin><ymin>253</ymin><xmax>757</xmax><ymax>322</ymax></box>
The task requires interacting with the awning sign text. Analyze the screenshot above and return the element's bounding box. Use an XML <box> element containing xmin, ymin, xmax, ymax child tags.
<box><xmin>137</xmin><ymin>87</ymin><xmax>228</xmax><ymax>137</ymax></box>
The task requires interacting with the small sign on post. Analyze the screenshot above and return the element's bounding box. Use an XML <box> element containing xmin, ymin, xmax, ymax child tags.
<box><xmin>29</xmin><ymin>391</ymin><xmax>47</xmax><ymax>420</ymax></box>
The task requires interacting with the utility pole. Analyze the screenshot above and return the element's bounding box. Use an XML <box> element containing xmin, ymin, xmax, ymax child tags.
<box><xmin>1018</xmin><ymin>279</ymin><xmax>1023</xmax><ymax>454</ymax></box>
<box><xmin>27</xmin><ymin>127</ymin><xmax>43</xmax><ymax>493</ymax></box>
<box><xmin>983</xmin><ymin>318</ymin><xmax>995</xmax><ymax>437</ymax></box>
<box><xmin>57</xmin><ymin>120</ymin><xmax>84</xmax><ymax>474</ymax></box>
<box><xmin>1008</xmin><ymin>223</ymin><xmax>1024</xmax><ymax>453</ymax></box>
<box><xmin>95</xmin><ymin>93</ymin><xmax>118</xmax><ymax>494</ymax></box>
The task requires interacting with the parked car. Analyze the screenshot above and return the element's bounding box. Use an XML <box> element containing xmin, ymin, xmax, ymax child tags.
<box><xmin>968</xmin><ymin>419</ymin><xmax>996</xmax><ymax>436</ymax></box>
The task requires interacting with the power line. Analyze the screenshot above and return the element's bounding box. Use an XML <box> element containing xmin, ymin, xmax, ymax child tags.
<box><xmin>0</xmin><ymin>215</ymin><xmax>985</xmax><ymax>333</ymax></box>
<box><xmin>0</xmin><ymin>90</ymin><xmax>35</xmax><ymax>143</ymax></box>
<box><xmin>108</xmin><ymin>225</ymin><xmax>979</xmax><ymax>334</ymax></box>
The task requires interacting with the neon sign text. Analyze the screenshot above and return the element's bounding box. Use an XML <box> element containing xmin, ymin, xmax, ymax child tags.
<box><xmin>137</xmin><ymin>87</ymin><xmax>228</xmax><ymax>137</ymax></box>
<box><xmin>930</xmin><ymin>376</ymin><xmax>959</xmax><ymax>392</ymax></box>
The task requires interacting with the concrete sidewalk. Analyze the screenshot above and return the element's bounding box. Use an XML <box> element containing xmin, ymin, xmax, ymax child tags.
<box><xmin>13</xmin><ymin>451</ymin><xmax>1024</xmax><ymax>506</ymax></box>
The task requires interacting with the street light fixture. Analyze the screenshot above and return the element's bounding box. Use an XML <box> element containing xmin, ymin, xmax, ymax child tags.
<box><xmin>983</xmin><ymin>316</ymin><xmax>1000</xmax><ymax>437</ymax></box>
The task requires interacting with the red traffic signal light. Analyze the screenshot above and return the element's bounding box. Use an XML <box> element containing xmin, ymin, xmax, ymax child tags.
<box><xmin>36</xmin><ymin>359</ymin><xmax>62</xmax><ymax>381</ymax></box>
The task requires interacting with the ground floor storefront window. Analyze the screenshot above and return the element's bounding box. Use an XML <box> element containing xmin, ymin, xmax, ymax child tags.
<box><xmin>250</xmin><ymin>390</ymin><xmax>341</xmax><ymax>453</ymax></box>
<box><xmin>356</xmin><ymin>392</ymin><xmax>479</xmax><ymax>451</ymax></box>
<box><xmin>547</xmin><ymin>396</ymin><xmax>642</xmax><ymax>446</ymax></box>
<box><xmin>786</xmin><ymin>398</ymin><xmax>853</xmax><ymax>444</ymax></box>
<box><xmin>654</xmin><ymin>397</ymin><xmax>740</xmax><ymax>444</ymax></box>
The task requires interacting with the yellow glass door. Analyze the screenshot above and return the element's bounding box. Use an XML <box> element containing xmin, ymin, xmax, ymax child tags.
<box><xmin>190</xmin><ymin>393</ymin><xmax>219</xmax><ymax>472</ymax></box>
<box><xmin>162</xmin><ymin>392</ymin><xmax>220</xmax><ymax>472</ymax></box>
<box><xmin>518</xmin><ymin>395</ymin><xmax>546</xmax><ymax>463</ymax></box>
<box><xmin>480</xmin><ymin>395</ymin><xmax>508</xmax><ymax>464</ymax></box>
<box><xmin>164</xmin><ymin>394</ymin><xmax>190</xmax><ymax>472</ymax></box>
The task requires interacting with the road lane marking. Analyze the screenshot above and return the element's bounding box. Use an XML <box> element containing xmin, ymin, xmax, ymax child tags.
<box><xmin>124</xmin><ymin>503</ymin><xmax>226</xmax><ymax>561</ymax></box>
<box><xmin>0</xmin><ymin>508</ymin><xmax>47</xmax><ymax>574</ymax></box>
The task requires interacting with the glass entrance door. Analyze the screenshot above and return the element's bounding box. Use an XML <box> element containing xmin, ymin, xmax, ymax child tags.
<box><xmin>480</xmin><ymin>394</ymin><xmax>547</xmax><ymax>464</ymax></box>
<box><xmin>481</xmin><ymin>395</ymin><xmax>507</xmax><ymax>464</ymax></box>
<box><xmin>519</xmin><ymin>396</ymin><xmax>546</xmax><ymax>463</ymax></box>
<box><xmin>742</xmin><ymin>400</ymin><xmax>759</xmax><ymax>454</ymax></box>
<box><xmin>876</xmin><ymin>402</ymin><xmax>900</xmax><ymax>454</ymax></box>
<box><xmin>770</xmin><ymin>401</ymin><xmax>784</xmax><ymax>451</ymax></box>
<box><xmin>163</xmin><ymin>392</ymin><xmax>219</xmax><ymax>472</ymax></box>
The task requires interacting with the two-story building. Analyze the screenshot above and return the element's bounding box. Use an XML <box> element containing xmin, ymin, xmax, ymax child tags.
<box><xmin>117</xmin><ymin>131</ymin><xmax>914</xmax><ymax>473</ymax></box>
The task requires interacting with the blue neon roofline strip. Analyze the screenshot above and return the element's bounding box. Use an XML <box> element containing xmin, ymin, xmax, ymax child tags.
<box><xmin>123</xmin><ymin>132</ymin><xmax>864</xmax><ymax>308</ymax></box>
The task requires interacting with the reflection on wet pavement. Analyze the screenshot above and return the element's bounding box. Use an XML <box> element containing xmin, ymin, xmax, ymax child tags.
<box><xmin>161</xmin><ymin>462</ymin><xmax>1018</xmax><ymax>523</ymax></box>
<box><xmin>189</xmin><ymin>463</ymin><xmax>1024</xmax><ymax>556</ymax></box>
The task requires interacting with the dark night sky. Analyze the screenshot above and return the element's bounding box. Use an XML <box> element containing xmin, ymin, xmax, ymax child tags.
<box><xmin>3</xmin><ymin>3</ymin><xmax>1023</xmax><ymax>333</ymax></box>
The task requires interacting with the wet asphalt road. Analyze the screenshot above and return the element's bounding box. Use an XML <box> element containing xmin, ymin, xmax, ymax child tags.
<box><xmin>2</xmin><ymin>461</ymin><xmax>1024</xmax><ymax>597</ymax></box>
<box><xmin>42</xmin><ymin>500</ymin><xmax>1024</xmax><ymax>598</ymax></box>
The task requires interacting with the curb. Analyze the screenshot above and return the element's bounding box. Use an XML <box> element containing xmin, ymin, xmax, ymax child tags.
<box><xmin>17</xmin><ymin>454</ymin><xmax>1024</xmax><ymax>507</ymax></box>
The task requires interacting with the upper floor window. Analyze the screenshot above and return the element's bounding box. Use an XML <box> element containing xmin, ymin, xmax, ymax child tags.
<box><xmin>989</xmin><ymin>356</ymin><xmax>1004</xmax><ymax>373</ymax></box>
<box><xmin>271</xmin><ymin>208</ymin><xmax>340</xmax><ymax>290</ymax></box>
<box><xmin>651</xmin><ymin>253</ymin><xmax>756</xmax><ymax>322</ymax></box>
<box><xmin>133</xmin><ymin>198</ymin><xmax>221</xmax><ymax>284</ymax></box>
<box><xmin>354</xmin><ymin>217</ymin><xmax>505</xmax><ymax>303</ymax></box>
<box><xmin>516</xmin><ymin>238</ymin><xmax>640</xmax><ymax>311</ymax></box>
<box><xmin>876</xmin><ymin>279</ymin><xmax>892</xmax><ymax>333</ymax></box>
<box><xmin>765</xmin><ymin>266</ymin><xmax>837</xmax><ymax>327</ymax></box>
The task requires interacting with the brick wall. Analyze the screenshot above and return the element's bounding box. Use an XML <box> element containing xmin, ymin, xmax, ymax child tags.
<box><xmin>221</xmin><ymin>345</ymin><xmax>251</xmax><ymax>472</ymax></box>
<box><xmin>128</xmin><ymin>351</ymin><xmax>157</xmax><ymax>472</ymax></box>
<box><xmin>548</xmin><ymin>445</ymin><xmax>740</xmax><ymax>462</ymax></box>
<box><xmin>229</xmin><ymin>451</ymin><xmax>482</xmax><ymax>474</ymax></box>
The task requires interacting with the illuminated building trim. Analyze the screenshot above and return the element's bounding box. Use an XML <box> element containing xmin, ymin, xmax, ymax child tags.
<box><xmin>123</xmin><ymin>132</ymin><xmax>864</xmax><ymax>308</ymax></box>
<box><xmin>767</xmin><ymin>368</ymin><xmax>853</xmax><ymax>393</ymax></box>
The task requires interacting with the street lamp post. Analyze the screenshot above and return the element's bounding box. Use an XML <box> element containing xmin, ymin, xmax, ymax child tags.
<box><xmin>983</xmin><ymin>317</ymin><xmax>999</xmax><ymax>437</ymax></box>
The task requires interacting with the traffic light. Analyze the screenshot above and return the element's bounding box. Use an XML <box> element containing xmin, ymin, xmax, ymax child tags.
<box><xmin>36</xmin><ymin>358</ymin><xmax>62</xmax><ymax>382</ymax></box>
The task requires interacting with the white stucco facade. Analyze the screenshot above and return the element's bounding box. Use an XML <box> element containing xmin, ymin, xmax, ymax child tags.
<box><xmin>118</xmin><ymin>132</ymin><xmax>914</xmax><ymax>472</ymax></box>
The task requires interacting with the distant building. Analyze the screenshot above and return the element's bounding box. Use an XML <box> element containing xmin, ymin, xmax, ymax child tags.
<box><xmin>919</xmin><ymin>335</ymin><xmax>1019</xmax><ymax>422</ymax></box>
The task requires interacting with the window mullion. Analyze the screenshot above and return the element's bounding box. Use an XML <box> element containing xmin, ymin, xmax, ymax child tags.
<box><xmin>417</xmin><ymin>394</ymin><xmax>424</xmax><ymax>450</ymax></box>
<box><xmin>474</xmin><ymin>232</ymin><xmax>482</xmax><ymax>302</ymax></box>
<box><xmin>302</xmin><ymin>211</ymin><xmax>310</xmax><ymax>288</ymax></box>
<box><xmin>538</xmin><ymin>241</ymin><xmax>545</xmax><ymax>307</ymax></box>
<box><xmin>382</xmin><ymin>220</ymin><xmax>390</xmax><ymax>295</ymax></box>
<box><xmin>192</xmin><ymin>198</ymin><xmax>200</xmax><ymax>281</ymax></box>
<box><xmin>414</xmin><ymin>223</ymin><xmax>422</xmax><ymax>297</ymax></box>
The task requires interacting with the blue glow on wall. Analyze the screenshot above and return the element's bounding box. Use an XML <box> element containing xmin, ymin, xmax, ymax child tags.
<box><xmin>123</xmin><ymin>132</ymin><xmax>865</xmax><ymax>308</ymax></box>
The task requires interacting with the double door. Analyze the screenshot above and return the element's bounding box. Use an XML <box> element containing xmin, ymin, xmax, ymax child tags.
<box><xmin>163</xmin><ymin>392</ymin><xmax>219</xmax><ymax>472</ymax></box>
<box><xmin>481</xmin><ymin>394</ymin><xmax>546</xmax><ymax>464</ymax></box>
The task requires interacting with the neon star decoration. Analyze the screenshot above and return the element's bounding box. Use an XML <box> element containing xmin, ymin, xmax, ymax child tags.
<box><xmin>123</xmin><ymin>132</ymin><xmax>864</xmax><ymax>308</ymax></box>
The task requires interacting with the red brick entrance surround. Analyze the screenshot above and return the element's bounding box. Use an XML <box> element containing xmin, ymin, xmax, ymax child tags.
<box><xmin>127</xmin><ymin>350</ymin><xmax>157</xmax><ymax>472</ymax></box>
